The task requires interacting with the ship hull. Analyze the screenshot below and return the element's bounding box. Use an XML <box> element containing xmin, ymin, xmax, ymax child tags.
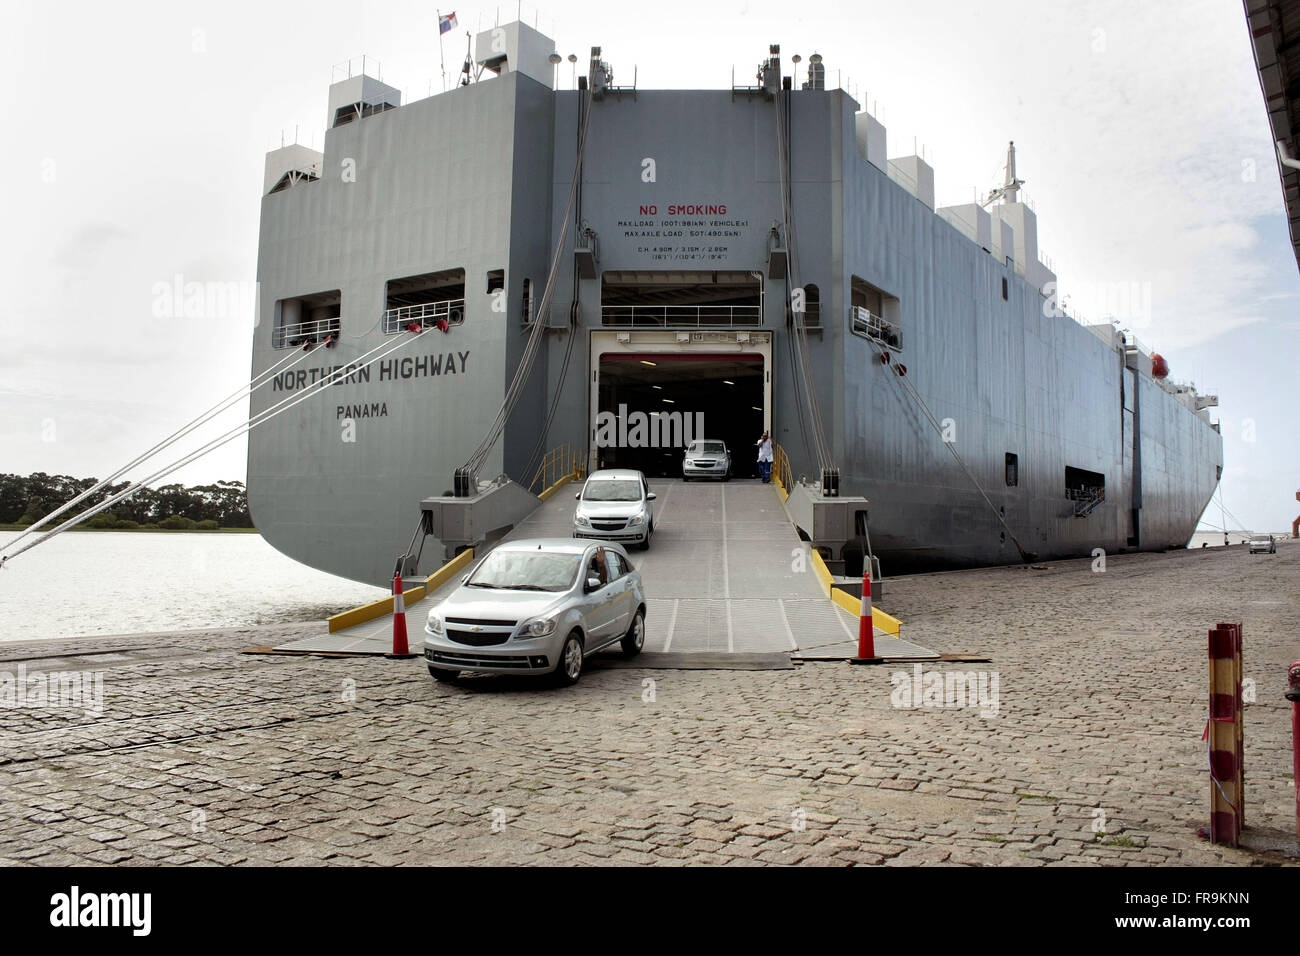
<box><xmin>248</xmin><ymin>60</ymin><xmax>1222</xmax><ymax>586</ymax></box>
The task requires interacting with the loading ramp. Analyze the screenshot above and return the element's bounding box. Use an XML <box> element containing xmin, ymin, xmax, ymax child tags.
<box><xmin>279</xmin><ymin>479</ymin><xmax>935</xmax><ymax>660</ymax></box>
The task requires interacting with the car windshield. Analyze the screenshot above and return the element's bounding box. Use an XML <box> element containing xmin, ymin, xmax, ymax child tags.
<box><xmin>466</xmin><ymin>550</ymin><xmax>582</xmax><ymax>591</ymax></box>
<box><xmin>688</xmin><ymin>441</ymin><xmax>726</xmax><ymax>455</ymax></box>
<box><xmin>582</xmin><ymin>479</ymin><xmax>642</xmax><ymax>502</ymax></box>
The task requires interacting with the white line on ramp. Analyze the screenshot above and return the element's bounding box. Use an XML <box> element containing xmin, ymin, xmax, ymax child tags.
<box><xmin>662</xmin><ymin>598</ymin><xmax>680</xmax><ymax>652</ymax></box>
<box><xmin>777</xmin><ymin>598</ymin><xmax>798</xmax><ymax>650</ymax></box>
<box><xmin>721</xmin><ymin>482</ymin><xmax>733</xmax><ymax>653</ymax></box>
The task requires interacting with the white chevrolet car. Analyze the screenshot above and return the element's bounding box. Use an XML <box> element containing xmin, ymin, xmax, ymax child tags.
<box><xmin>572</xmin><ymin>469</ymin><xmax>657</xmax><ymax>550</ymax></box>
<box><xmin>424</xmin><ymin>538</ymin><xmax>647</xmax><ymax>686</ymax></box>
<box><xmin>1248</xmin><ymin>534</ymin><xmax>1276</xmax><ymax>554</ymax></box>
<box><xmin>682</xmin><ymin>439</ymin><xmax>731</xmax><ymax>481</ymax></box>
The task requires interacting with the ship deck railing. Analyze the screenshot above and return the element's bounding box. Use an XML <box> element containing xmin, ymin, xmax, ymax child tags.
<box><xmin>849</xmin><ymin>306</ymin><xmax>902</xmax><ymax>350</ymax></box>
<box><xmin>273</xmin><ymin>317</ymin><xmax>341</xmax><ymax>349</ymax></box>
<box><xmin>1067</xmin><ymin>486</ymin><xmax>1106</xmax><ymax>517</ymax></box>
<box><xmin>601</xmin><ymin>304</ymin><xmax>762</xmax><ymax>328</ymax></box>
<box><xmin>528</xmin><ymin>443</ymin><xmax>587</xmax><ymax>497</ymax></box>
<box><xmin>383</xmin><ymin>298</ymin><xmax>465</xmax><ymax>334</ymax></box>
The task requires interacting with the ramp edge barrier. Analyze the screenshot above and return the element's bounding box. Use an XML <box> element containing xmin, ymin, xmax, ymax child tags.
<box><xmin>328</xmin><ymin>548</ymin><xmax>476</xmax><ymax>633</ymax></box>
<box><xmin>773</xmin><ymin>443</ymin><xmax>793</xmax><ymax>502</ymax></box>
<box><xmin>530</xmin><ymin>442</ymin><xmax>586</xmax><ymax>498</ymax></box>
<box><xmin>809</xmin><ymin>547</ymin><xmax>902</xmax><ymax>637</ymax></box>
<box><xmin>538</xmin><ymin>472</ymin><xmax>576</xmax><ymax>502</ymax></box>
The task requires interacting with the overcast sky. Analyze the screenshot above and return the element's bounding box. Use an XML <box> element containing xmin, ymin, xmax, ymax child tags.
<box><xmin>1</xmin><ymin>0</ymin><xmax>1296</xmax><ymax>532</ymax></box>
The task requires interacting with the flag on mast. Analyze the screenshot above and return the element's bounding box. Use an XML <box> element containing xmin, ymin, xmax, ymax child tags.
<box><xmin>439</xmin><ymin>11</ymin><xmax>458</xmax><ymax>34</ymax></box>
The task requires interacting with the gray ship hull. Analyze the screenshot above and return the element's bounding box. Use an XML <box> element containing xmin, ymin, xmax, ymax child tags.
<box><xmin>248</xmin><ymin>29</ymin><xmax>1222</xmax><ymax>585</ymax></box>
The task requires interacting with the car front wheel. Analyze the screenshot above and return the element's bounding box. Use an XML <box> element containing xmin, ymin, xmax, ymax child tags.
<box><xmin>555</xmin><ymin>632</ymin><xmax>584</xmax><ymax>686</ymax></box>
<box><xmin>621</xmin><ymin>610</ymin><xmax>645</xmax><ymax>658</ymax></box>
<box><xmin>428</xmin><ymin>665</ymin><xmax>459</xmax><ymax>684</ymax></box>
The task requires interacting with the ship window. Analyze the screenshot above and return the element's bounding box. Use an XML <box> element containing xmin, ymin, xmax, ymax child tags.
<box><xmin>1001</xmin><ymin>277</ymin><xmax>1008</xmax><ymax>300</ymax></box>
<box><xmin>1065</xmin><ymin>466</ymin><xmax>1105</xmax><ymax>500</ymax></box>
<box><xmin>599</xmin><ymin>270</ymin><xmax>762</xmax><ymax>327</ymax></box>
<box><xmin>801</xmin><ymin>284</ymin><xmax>821</xmax><ymax>327</ymax></box>
<box><xmin>273</xmin><ymin>289</ymin><xmax>341</xmax><ymax>349</ymax></box>
<box><xmin>487</xmin><ymin>269</ymin><xmax>505</xmax><ymax>294</ymax></box>
<box><xmin>1005</xmin><ymin>453</ymin><xmax>1018</xmax><ymax>487</ymax></box>
<box><xmin>849</xmin><ymin>276</ymin><xmax>902</xmax><ymax>350</ymax></box>
<box><xmin>383</xmin><ymin>268</ymin><xmax>465</xmax><ymax>333</ymax></box>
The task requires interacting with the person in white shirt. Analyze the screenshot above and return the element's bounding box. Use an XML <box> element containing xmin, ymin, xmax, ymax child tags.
<box><xmin>756</xmin><ymin>431</ymin><xmax>774</xmax><ymax>483</ymax></box>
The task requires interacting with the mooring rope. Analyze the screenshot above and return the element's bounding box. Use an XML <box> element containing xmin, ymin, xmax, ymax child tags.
<box><xmin>2</xmin><ymin>342</ymin><xmax>321</xmax><ymax>552</ymax></box>
<box><xmin>461</xmin><ymin>86</ymin><xmax>593</xmax><ymax>481</ymax></box>
<box><xmin>1</xmin><ymin>328</ymin><xmax>431</xmax><ymax>565</ymax></box>
<box><xmin>866</xmin><ymin>336</ymin><xmax>1036</xmax><ymax>563</ymax></box>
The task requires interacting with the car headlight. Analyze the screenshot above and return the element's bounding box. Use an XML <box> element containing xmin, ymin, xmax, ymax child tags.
<box><xmin>520</xmin><ymin>615</ymin><xmax>558</xmax><ymax>638</ymax></box>
<box><xmin>575</xmin><ymin>513</ymin><xmax>590</xmax><ymax>526</ymax></box>
<box><xmin>426</xmin><ymin>612</ymin><xmax>445</xmax><ymax>635</ymax></box>
<box><xmin>684</xmin><ymin>459</ymin><xmax>695</xmax><ymax>467</ymax></box>
<box><xmin>628</xmin><ymin>513</ymin><xmax>644</xmax><ymax>526</ymax></box>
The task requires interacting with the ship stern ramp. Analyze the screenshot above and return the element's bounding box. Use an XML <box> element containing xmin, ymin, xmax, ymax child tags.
<box><xmin>286</xmin><ymin>479</ymin><xmax>934</xmax><ymax>661</ymax></box>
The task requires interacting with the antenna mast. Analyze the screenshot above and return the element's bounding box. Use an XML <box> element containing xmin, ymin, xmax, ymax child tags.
<box><xmin>981</xmin><ymin>140</ymin><xmax>1026</xmax><ymax>207</ymax></box>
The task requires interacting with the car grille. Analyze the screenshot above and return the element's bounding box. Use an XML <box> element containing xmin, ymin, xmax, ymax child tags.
<box><xmin>692</xmin><ymin>459</ymin><xmax>717</xmax><ymax>467</ymax></box>
<box><xmin>427</xmin><ymin>649</ymin><xmax>536</xmax><ymax>669</ymax></box>
<box><xmin>446</xmin><ymin>617</ymin><xmax>517</xmax><ymax>627</ymax></box>
<box><xmin>591</xmin><ymin>518</ymin><xmax>628</xmax><ymax>530</ymax></box>
<box><xmin>446</xmin><ymin>629</ymin><xmax>510</xmax><ymax>647</ymax></box>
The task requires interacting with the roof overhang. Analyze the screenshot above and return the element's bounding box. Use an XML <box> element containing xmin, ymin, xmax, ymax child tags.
<box><xmin>1245</xmin><ymin>0</ymin><xmax>1300</xmax><ymax>272</ymax></box>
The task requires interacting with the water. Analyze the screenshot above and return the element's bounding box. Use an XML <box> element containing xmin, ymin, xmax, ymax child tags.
<box><xmin>0</xmin><ymin>532</ymin><xmax>388</xmax><ymax>644</ymax></box>
<box><xmin>1187</xmin><ymin>531</ymin><xmax>1260</xmax><ymax>548</ymax></box>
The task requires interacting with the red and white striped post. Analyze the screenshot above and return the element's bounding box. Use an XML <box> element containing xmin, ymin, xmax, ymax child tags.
<box><xmin>1205</xmin><ymin>622</ymin><xmax>1244</xmax><ymax>846</ymax></box>
<box><xmin>849</xmin><ymin>567</ymin><xmax>883</xmax><ymax>665</ymax></box>
<box><xmin>1287</xmin><ymin>660</ymin><xmax>1300</xmax><ymax>841</ymax></box>
<box><xmin>386</xmin><ymin>571</ymin><xmax>417</xmax><ymax>659</ymax></box>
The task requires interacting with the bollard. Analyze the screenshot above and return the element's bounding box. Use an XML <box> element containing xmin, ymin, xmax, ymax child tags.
<box><xmin>849</xmin><ymin>568</ymin><xmax>883</xmax><ymax>665</ymax></box>
<box><xmin>1205</xmin><ymin>622</ymin><xmax>1244</xmax><ymax>846</ymax></box>
<box><xmin>386</xmin><ymin>572</ymin><xmax>417</xmax><ymax>659</ymax></box>
<box><xmin>1287</xmin><ymin>661</ymin><xmax>1300</xmax><ymax>841</ymax></box>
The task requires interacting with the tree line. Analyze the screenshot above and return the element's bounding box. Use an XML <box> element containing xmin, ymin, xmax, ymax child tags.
<box><xmin>0</xmin><ymin>473</ymin><xmax>254</xmax><ymax>530</ymax></box>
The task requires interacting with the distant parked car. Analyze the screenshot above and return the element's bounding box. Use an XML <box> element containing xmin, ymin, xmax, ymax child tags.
<box><xmin>423</xmin><ymin>538</ymin><xmax>646</xmax><ymax>686</ymax></box>
<box><xmin>572</xmin><ymin>469</ymin><xmax>656</xmax><ymax>550</ymax></box>
<box><xmin>682</xmin><ymin>439</ymin><xmax>731</xmax><ymax>481</ymax></box>
<box><xmin>1248</xmin><ymin>534</ymin><xmax>1276</xmax><ymax>554</ymax></box>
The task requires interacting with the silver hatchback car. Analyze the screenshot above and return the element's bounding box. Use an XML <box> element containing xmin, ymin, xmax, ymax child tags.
<box><xmin>424</xmin><ymin>538</ymin><xmax>647</xmax><ymax>686</ymax></box>
<box><xmin>1248</xmin><ymin>534</ymin><xmax>1276</xmax><ymax>554</ymax></box>
<box><xmin>682</xmin><ymin>439</ymin><xmax>731</xmax><ymax>481</ymax></box>
<box><xmin>572</xmin><ymin>469</ymin><xmax>656</xmax><ymax>549</ymax></box>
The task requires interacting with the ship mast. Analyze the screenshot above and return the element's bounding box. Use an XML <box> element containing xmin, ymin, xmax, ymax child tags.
<box><xmin>981</xmin><ymin>140</ymin><xmax>1026</xmax><ymax>206</ymax></box>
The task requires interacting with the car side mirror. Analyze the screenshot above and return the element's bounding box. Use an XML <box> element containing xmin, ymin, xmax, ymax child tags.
<box><xmin>585</xmin><ymin>576</ymin><xmax>602</xmax><ymax>592</ymax></box>
<box><xmin>574</xmin><ymin>492</ymin><xmax>581</xmax><ymax>499</ymax></box>
<box><xmin>460</xmin><ymin>574</ymin><xmax>470</xmax><ymax>584</ymax></box>
<box><xmin>646</xmin><ymin>492</ymin><xmax>657</xmax><ymax>500</ymax></box>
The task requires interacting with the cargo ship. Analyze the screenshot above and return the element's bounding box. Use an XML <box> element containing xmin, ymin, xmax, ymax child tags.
<box><xmin>247</xmin><ymin>21</ymin><xmax>1223</xmax><ymax>585</ymax></box>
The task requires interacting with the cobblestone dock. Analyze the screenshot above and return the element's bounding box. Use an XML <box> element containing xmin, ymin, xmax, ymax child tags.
<box><xmin>1</xmin><ymin>542</ymin><xmax>1297</xmax><ymax>866</ymax></box>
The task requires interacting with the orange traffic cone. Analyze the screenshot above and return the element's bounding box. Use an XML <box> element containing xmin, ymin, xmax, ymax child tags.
<box><xmin>387</xmin><ymin>571</ymin><xmax>417</xmax><ymax>659</ymax></box>
<box><xmin>849</xmin><ymin>567</ymin><xmax>883</xmax><ymax>665</ymax></box>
